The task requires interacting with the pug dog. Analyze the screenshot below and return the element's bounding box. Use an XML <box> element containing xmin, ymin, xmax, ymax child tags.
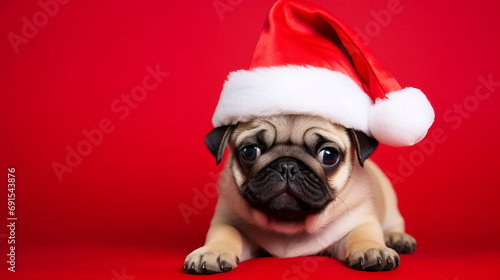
<box><xmin>184</xmin><ymin>114</ymin><xmax>416</xmax><ymax>274</ymax></box>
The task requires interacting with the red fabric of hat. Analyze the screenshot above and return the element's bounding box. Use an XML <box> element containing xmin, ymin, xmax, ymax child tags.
<box><xmin>212</xmin><ymin>0</ymin><xmax>434</xmax><ymax>147</ymax></box>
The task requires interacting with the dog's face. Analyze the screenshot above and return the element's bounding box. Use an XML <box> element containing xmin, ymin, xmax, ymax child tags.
<box><xmin>206</xmin><ymin>115</ymin><xmax>377</xmax><ymax>234</ymax></box>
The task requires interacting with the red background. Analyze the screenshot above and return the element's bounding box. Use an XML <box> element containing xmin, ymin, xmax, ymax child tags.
<box><xmin>1</xmin><ymin>0</ymin><xmax>499</xmax><ymax>279</ymax></box>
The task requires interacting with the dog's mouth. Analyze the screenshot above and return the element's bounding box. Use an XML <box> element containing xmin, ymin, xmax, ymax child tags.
<box><xmin>259</xmin><ymin>192</ymin><xmax>324</xmax><ymax>222</ymax></box>
<box><xmin>242</xmin><ymin>157</ymin><xmax>333</xmax><ymax>222</ymax></box>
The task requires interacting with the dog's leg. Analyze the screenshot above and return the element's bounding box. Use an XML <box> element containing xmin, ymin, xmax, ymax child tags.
<box><xmin>379</xmin><ymin>192</ymin><xmax>417</xmax><ymax>254</ymax></box>
<box><xmin>384</xmin><ymin>231</ymin><xmax>417</xmax><ymax>254</ymax></box>
<box><xmin>379</xmin><ymin>184</ymin><xmax>417</xmax><ymax>254</ymax></box>
<box><xmin>376</xmin><ymin>176</ymin><xmax>417</xmax><ymax>254</ymax></box>
<box><xmin>364</xmin><ymin>160</ymin><xmax>417</xmax><ymax>254</ymax></box>
<box><xmin>344</xmin><ymin>222</ymin><xmax>400</xmax><ymax>271</ymax></box>
<box><xmin>184</xmin><ymin>221</ymin><xmax>243</xmax><ymax>274</ymax></box>
<box><xmin>377</xmin><ymin>180</ymin><xmax>417</xmax><ymax>254</ymax></box>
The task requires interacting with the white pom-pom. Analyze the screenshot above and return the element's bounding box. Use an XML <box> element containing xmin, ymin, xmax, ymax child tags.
<box><xmin>368</xmin><ymin>87</ymin><xmax>435</xmax><ymax>147</ymax></box>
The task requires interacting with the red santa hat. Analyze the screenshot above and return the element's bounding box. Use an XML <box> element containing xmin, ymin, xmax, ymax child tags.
<box><xmin>212</xmin><ymin>0</ymin><xmax>434</xmax><ymax>147</ymax></box>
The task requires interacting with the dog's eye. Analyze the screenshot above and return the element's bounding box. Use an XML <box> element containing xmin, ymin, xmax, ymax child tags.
<box><xmin>317</xmin><ymin>148</ymin><xmax>340</xmax><ymax>166</ymax></box>
<box><xmin>240</xmin><ymin>145</ymin><xmax>261</xmax><ymax>162</ymax></box>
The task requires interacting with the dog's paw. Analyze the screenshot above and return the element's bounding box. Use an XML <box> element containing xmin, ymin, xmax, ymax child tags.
<box><xmin>346</xmin><ymin>247</ymin><xmax>400</xmax><ymax>271</ymax></box>
<box><xmin>384</xmin><ymin>231</ymin><xmax>417</xmax><ymax>254</ymax></box>
<box><xmin>184</xmin><ymin>244</ymin><xmax>240</xmax><ymax>275</ymax></box>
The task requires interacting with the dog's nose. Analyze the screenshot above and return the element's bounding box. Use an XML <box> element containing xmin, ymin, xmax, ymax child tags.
<box><xmin>277</xmin><ymin>161</ymin><xmax>299</xmax><ymax>181</ymax></box>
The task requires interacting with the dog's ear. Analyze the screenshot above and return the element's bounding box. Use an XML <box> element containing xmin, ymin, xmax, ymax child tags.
<box><xmin>205</xmin><ymin>125</ymin><xmax>235</xmax><ymax>165</ymax></box>
<box><xmin>347</xmin><ymin>129</ymin><xmax>378</xmax><ymax>167</ymax></box>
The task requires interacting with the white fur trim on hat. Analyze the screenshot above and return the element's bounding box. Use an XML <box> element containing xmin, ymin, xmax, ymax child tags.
<box><xmin>212</xmin><ymin>65</ymin><xmax>373</xmax><ymax>133</ymax></box>
<box><xmin>368</xmin><ymin>88</ymin><xmax>435</xmax><ymax>147</ymax></box>
<box><xmin>212</xmin><ymin>65</ymin><xmax>434</xmax><ymax>147</ymax></box>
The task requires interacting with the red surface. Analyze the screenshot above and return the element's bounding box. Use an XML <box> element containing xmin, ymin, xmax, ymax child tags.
<box><xmin>1</xmin><ymin>0</ymin><xmax>499</xmax><ymax>279</ymax></box>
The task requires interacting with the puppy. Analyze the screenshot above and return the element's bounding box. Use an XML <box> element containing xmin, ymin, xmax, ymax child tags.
<box><xmin>184</xmin><ymin>114</ymin><xmax>416</xmax><ymax>274</ymax></box>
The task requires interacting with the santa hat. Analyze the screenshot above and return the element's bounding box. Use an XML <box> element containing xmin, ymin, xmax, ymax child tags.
<box><xmin>212</xmin><ymin>0</ymin><xmax>434</xmax><ymax>147</ymax></box>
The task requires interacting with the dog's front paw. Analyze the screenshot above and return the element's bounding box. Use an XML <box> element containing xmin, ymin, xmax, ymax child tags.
<box><xmin>184</xmin><ymin>243</ymin><xmax>240</xmax><ymax>275</ymax></box>
<box><xmin>384</xmin><ymin>231</ymin><xmax>417</xmax><ymax>254</ymax></box>
<box><xmin>346</xmin><ymin>247</ymin><xmax>400</xmax><ymax>271</ymax></box>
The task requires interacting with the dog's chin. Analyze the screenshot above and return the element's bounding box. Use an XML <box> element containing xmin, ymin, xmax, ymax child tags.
<box><xmin>243</xmin><ymin>192</ymin><xmax>331</xmax><ymax>234</ymax></box>
<box><xmin>250</xmin><ymin>208</ymin><xmax>324</xmax><ymax>235</ymax></box>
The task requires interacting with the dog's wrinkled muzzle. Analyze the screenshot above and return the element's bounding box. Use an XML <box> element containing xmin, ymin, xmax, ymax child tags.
<box><xmin>242</xmin><ymin>157</ymin><xmax>333</xmax><ymax>221</ymax></box>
